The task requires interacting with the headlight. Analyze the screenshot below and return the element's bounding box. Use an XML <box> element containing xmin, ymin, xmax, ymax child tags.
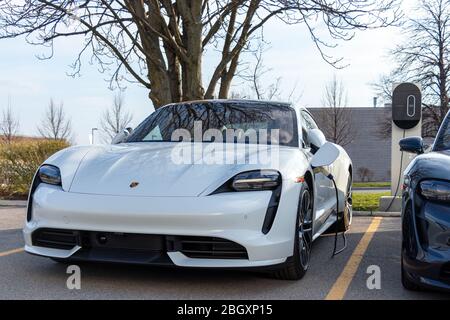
<box><xmin>38</xmin><ymin>165</ymin><xmax>61</xmax><ymax>186</ymax></box>
<box><xmin>419</xmin><ymin>180</ymin><xmax>450</xmax><ymax>202</ymax></box>
<box><xmin>232</xmin><ymin>170</ymin><xmax>280</xmax><ymax>191</ymax></box>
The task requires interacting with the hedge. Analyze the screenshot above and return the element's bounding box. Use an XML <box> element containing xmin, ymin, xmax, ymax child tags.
<box><xmin>0</xmin><ymin>139</ymin><xmax>69</xmax><ymax>199</ymax></box>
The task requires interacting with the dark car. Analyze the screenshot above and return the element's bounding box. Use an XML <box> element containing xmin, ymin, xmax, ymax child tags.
<box><xmin>400</xmin><ymin>111</ymin><xmax>450</xmax><ymax>292</ymax></box>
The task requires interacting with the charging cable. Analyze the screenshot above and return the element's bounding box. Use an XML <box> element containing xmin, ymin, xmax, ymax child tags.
<box><xmin>327</xmin><ymin>173</ymin><xmax>347</xmax><ymax>257</ymax></box>
<box><xmin>386</xmin><ymin>129</ymin><xmax>406</xmax><ymax>212</ymax></box>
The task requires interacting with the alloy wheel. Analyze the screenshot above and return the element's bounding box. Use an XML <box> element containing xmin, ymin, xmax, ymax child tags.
<box><xmin>345</xmin><ymin>178</ymin><xmax>353</xmax><ymax>226</ymax></box>
<box><xmin>298</xmin><ymin>188</ymin><xmax>313</xmax><ymax>269</ymax></box>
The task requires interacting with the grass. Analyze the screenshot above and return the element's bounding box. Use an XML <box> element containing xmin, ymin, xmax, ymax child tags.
<box><xmin>353</xmin><ymin>182</ymin><xmax>391</xmax><ymax>188</ymax></box>
<box><xmin>352</xmin><ymin>192</ymin><xmax>390</xmax><ymax>212</ymax></box>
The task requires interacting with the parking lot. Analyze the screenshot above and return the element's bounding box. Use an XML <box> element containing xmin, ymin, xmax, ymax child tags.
<box><xmin>0</xmin><ymin>206</ymin><xmax>448</xmax><ymax>300</ymax></box>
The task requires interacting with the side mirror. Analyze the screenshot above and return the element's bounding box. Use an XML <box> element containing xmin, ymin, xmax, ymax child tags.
<box><xmin>111</xmin><ymin>127</ymin><xmax>133</xmax><ymax>144</ymax></box>
<box><xmin>308</xmin><ymin>129</ymin><xmax>327</xmax><ymax>152</ymax></box>
<box><xmin>399</xmin><ymin>136</ymin><xmax>424</xmax><ymax>154</ymax></box>
<box><xmin>311</xmin><ymin>142</ymin><xmax>340</xmax><ymax>176</ymax></box>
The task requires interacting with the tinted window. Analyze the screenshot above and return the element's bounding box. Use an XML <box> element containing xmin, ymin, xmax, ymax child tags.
<box><xmin>434</xmin><ymin>114</ymin><xmax>450</xmax><ymax>151</ymax></box>
<box><xmin>126</xmin><ymin>102</ymin><xmax>298</xmax><ymax>147</ymax></box>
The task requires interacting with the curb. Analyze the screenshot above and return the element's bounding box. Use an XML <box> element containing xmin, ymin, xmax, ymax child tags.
<box><xmin>354</xmin><ymin>211</ymin><xmax>400</xmax><ymax>217</ymax></box>
<box><xmin>353</xmin><ymin>187</ymin><xmax>390</xmax><ymax>191</ymax></box>
<box><xmin>0</xmin><ymin>200</ymin><xmax>27</xmax><ymax>207</ymax></box>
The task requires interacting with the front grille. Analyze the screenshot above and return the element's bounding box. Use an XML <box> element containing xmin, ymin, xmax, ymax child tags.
<box><xmin>176</xmin><ymin>236</ymin><xmax>248</xmax><ymax>259</ymax></box>
<box><xmin>32</xmin><ymin>229</ymin><xmax>249</xmax><ymax>260</ymax></box>
<box><xmin>32</xmin><ymin>229</ymin><xmax>79</xmax><ymax>250</ymax></box>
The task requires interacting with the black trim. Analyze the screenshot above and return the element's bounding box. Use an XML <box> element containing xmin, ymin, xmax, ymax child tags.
<box><xmin>27</xmin><ymin>164</ymin><xmax>62</xmax><ymax>222</ymax></box>
<box><xmin>261</xmin><ymin>183</ymin><xmax>283</xmax><ymax>234</ymax></box>
<box><xmin>32</xmin><ymin>229</ymin><xmax>80</xmax><ymax>250</ymax></box>
<box><xmin>167</xmin><ymin>236</ymin><xmax>248</xmax><ymax>259</ymax></box>
<box><xmin>26</xmin><ymin>172</ymin><xmax>41</xmax><ymax>222</ymax></box>
<box><xmin>208</xmin><ymin>170</ymin><xmax>283</xmax><ymax>235</ymax></box>
<box><xmin>31</xmin><ymin>229</ymin><xmax>249</xmax><ymax>260</ymax></box>
<box><xmin>210</xmin><ymin>170</ymin><xmax>281</xmax><ymax>194</ymax></box>
<box><xmin>69</xmin><ymin>248</ymin><xmax>173</xmax><ymax>266</ymax></box>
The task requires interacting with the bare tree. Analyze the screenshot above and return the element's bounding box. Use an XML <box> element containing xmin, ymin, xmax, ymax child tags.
<box><xmin>319</xmin><ymin>76</ymin><xmax>355</xmax><ymax>147</ymax></box>
<box><xmin>0</xmin><ymin>1</ymin><xmax>400</xmax><ymax>108</ymax></box>
<box><xmin>38</xmin><ymin>99</ymin><xmax>72</xmax><ymax>141</ymax></box>
<box><xmin>240</xmin><ymin>41</ymin><xmax>282</xmax><ymax>100</ymax></box>
<box><xmin>371</xmin><ymin>73</ymin><xmax>395</xmax><ymax>139</ymax></box>
<box><xmin>101</xmin><ymin>93</ymin><xmax>133</xmax><ymax>141</ymax></box>
<box><xmin>237</xmin><ymin>40</ymin><xmax>302</xmax><ymax>103</ymax></box>
<box><xmin>375</xmin><ymin>0</ymin><xmax>450</xmax><ymax>138</ymax></box>
<box><xmin>0</xmin><ymin>97</ymin><xmax>19</xmax><ymax>143</ymax></box>
<box><xmin>357</xmin><ymin>167</ymin><xmax>374</xmax><ymax>182</ymax></box>
<box><xmin>371</xmin><ymin>73</ymin><xmax>397</xmax><ymax>107</ymax></box>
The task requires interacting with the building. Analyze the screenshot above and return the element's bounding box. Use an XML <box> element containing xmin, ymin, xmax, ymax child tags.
<box><xmin>308</xmin><ymin>107</ymin><xmax>391</xmax><ymax>182</ymax></box>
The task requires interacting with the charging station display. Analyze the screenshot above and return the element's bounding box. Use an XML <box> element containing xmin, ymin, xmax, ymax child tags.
<box><xmin>392</xmin><ymin>83</ymin><xmax>422</xmax><ymax>129</ymax></box>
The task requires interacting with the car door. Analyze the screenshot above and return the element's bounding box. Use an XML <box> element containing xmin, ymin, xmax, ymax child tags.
<box><xmin>300</xmin><ymin>110</ymin><xmax>336</xmax><ymax>234</ymax></box>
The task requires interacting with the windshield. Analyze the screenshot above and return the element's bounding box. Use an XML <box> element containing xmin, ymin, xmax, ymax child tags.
<box><xmin>434</xmin><ymin>113</ymin><xmax>450</xmax><ymax>151</ymax></box>
<box><xmin>126</xmin><ymin>102</ymin><xmax>298</xmax><ymax>147</ymax></box>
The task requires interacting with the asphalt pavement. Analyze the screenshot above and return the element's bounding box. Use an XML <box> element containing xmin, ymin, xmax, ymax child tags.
<box><xmin>0</xmin><ymin>207</ymin><xmax>448</xmax><ymax>300</ymax></box>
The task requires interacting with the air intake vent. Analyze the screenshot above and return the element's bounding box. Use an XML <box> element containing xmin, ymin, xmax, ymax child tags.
<box><xmin>32</xmin><ymin>229</ymin><xmax>79</xmax><ymax>250</ymax></box>
<box><xmin>176</xmin><ymin>236</ymin><xmax>248</xmax><ymax>259</ymax></box>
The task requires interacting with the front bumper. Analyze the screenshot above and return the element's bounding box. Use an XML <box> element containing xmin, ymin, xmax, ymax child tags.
<box><xmin>403</xmin><ymin>198</ymin><xmax>450</xmax><ymax>291</ymax></box>
<box><xmin>24</xmin><ymin>183</ymin><xmax>300</xmax><ymax>268</ymax></box>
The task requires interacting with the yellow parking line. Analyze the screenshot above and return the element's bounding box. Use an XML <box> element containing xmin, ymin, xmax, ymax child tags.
<box><xmin>325</xmin><ymin>217</ymin><xmax>383</xmax><ymax>300</ymax></box>
<box><xmin>0</xmin><ymin>247</ymin><xmax>24</xmax><ymax>257</ymax></box>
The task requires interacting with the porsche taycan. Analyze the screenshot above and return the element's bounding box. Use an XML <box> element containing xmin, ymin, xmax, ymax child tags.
<box><xmin>24</xmin><ymin>100</ymin><xmax>352</xmax><ymax>280</ymax></box>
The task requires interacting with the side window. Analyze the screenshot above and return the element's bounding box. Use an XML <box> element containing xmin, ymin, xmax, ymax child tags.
<box><xmin>143</xmin><ymin>126</ymin><xmax>163</xmax><ymax>141</ymax></box>
<box><xmin>301</xmin><ymin>111</ymin><xmax>318</xmax><ymax>148</ymax></box>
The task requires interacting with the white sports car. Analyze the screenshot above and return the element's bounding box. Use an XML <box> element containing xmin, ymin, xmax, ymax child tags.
<box><xmin>23</xmin><ymin>99</ymin><xmax>352</xmax><ymax>280</ymax></box>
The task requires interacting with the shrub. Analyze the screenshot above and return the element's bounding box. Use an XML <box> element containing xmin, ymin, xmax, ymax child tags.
<box><xmin>0</xmin><ymin>139</ymin><xmax>69</xmax><ymax>199</ymax></box>
<box><xmin>357</xmin><ymin>167</ymin><xmax>375</xmax><ymax>182</ymax></box>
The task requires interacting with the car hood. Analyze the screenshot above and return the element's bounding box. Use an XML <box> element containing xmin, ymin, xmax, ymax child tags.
<box><xmin>67</xmin><ymin>142</ymin><xmax>284</xmax><ymax>197</ymax></box>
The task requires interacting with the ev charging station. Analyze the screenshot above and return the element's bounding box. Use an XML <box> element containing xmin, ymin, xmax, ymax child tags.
<box><xmin>380</xmin><ymin>83</ymin><xmax>422</xmax><ymax>212</ymax></box>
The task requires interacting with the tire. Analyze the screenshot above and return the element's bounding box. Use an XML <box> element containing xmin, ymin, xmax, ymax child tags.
<box><xmin>401</xmin><ymin>254</ymin><xmax>421</xmax><ymax>291</ymax></box>
<box><xmin>401</xmin><ymin>204</ymin><xmax>421</xmax><ymax>291</ymax></box>
<box><xmin>272</xmin><ymin>183</ymin><xmax>313</xmax><ymax>280</ymax></box>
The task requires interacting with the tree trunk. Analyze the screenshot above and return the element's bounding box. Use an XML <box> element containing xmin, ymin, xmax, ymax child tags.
<box><xmin>178</xmin><ymin>0</ymin><xmax>204</xmax><ymax>101</ymax></box>
<box><xmin>164</xmin><ymin>46</ymin><xmax>182</xmax><ymax>103</ymax></box>
<box><xmin>183</xmin><ymin>60</ymin><xmax>204</xmax><ymax>101</ymax></box>
<box><xmin>219</xmin><ymin>55</ymin><xmax>239</xmax><ymax>99</ymax></box>
<box><xmin>439</xmin><ymin>40</ymin><xmax>449</xmax><ymax>121</ymax></box>
<box><xmin>126</xmin><ymin>0</ymin><xmax>172</xmax><ymax>108</ymax></box>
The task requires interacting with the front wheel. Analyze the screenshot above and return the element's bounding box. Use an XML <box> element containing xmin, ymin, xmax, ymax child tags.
<box><xmin>401</xmin><ymin>253</ymin><xmax>421</xmax><ymax>291</ymax></box>
<box><xmin>272</xmin><ymin>183</ymin><xmax>313</xmax><ymax>280</ymax></box>
<box><xmin>401</xmin><ymin>204</ymin><xmax>421</xmax><ymax>291</ymax></box>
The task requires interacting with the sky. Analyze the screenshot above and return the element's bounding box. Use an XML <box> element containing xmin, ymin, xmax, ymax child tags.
<box><xmin>0</xmin><ymin>3</ymin><xmax>407</xmax><ymax>145</ymax></box>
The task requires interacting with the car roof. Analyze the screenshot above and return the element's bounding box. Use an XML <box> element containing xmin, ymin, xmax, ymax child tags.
<box><xmin>163</xmin><ymin>99</ymin><xmax>296</xmax><ymax>109</ymax></box>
